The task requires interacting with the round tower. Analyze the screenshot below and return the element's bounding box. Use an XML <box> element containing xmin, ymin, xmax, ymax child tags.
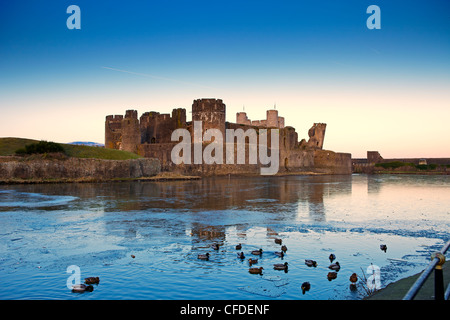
<box><xmin>266</xmin><ymin>109</ymin><xmax>279</xmax><ymax>128</ymax></box>
<box><xmin>121</xmin><ymin>109</ymin><xmax>140</xmax><ymax>153</ymax></box>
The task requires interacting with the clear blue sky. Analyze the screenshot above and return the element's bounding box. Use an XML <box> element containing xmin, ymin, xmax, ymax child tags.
<box><xmin>1</xmin><ymin>0</ymin><xmax>449</xmax><ymax>158</ymax></box>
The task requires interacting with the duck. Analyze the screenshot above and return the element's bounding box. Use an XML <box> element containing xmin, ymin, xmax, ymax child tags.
<box><xmin>198</xmin><ymin>253</ymin><xmax>210</xmax><ymax>260</ymax></box>
<box><xmin>84</xmin><ymin>277</ymin><xmax>100</xmax><ymax>285</ymax></box>
<box><xmin>327</xmin><ymin>271</ymin><xmax>337</xmax><ymax>281</ymax></box>
<box><xmin>301</xmin><ymin>282</ymin><xmax>311</xmax><ymax>294</ymax></box>
<box><xmin>273</xmin><ymin>262</ymin><xmax>288</xmax><ymax>271</ymax></box>
<box><xmin>329</xmin><ymin>254</ymin><xmax>336</xmax><ymax>263</ymax></box>
<box><xmin>248</xmin><ymin>258</ymin><xmax>258</xmax><ymax>265</ymax></box>
<box><xmin>248</xmin><ymin>267</ymin><xmax>264</xmax><ymax>275</ymax></box>
<box><xmin>305</xmin><ymin>260</ymin><xmax>317</xmax><ymax>267</ymax></box>
<box><xmin>349</xmin><ymin>273</ymin><xmax>358</xmax><ymax>291</ymax></box>
<box><xmin>72</xmin><ymin>284</ymin><xmax>94</xmax><ymax>293</ymax></box>
<box><xmin>380</xmin><ymin>244</ymin><xmax>387</xmax><ymax>253</ymax></box>
<box><xmin>328</xmin><ymin>261</ymin><xmax>340</xmax><ymax>271</ymax></box>
<box><xmin>275</xmin><ymin>238</ymin><xmax>282</xmax><ymax>245</ymax></box>
<box><xmin>131</xmin><ymin>254</ymin><xmax>135</xmax><ymax>259</ymax></box>
<box><xmin>251</xmin><ymin>249</ymin><xmax>263</xmax><ymax>255</ymax></box>
<box><xmin>274</xmin><ymin>251</ymin><xmax>284</xmax><ymax>258</ymax></box>
<box><xmin>211</xmin><ymin>243</ymin><xmax>220</xmax><ymax>250</ymax></box>
<box><xmin>237</xmin><ymin>252</ymin><xmax>246</xmax><ymax>259</ymax></box>
<box><xmin>349</xmin><ymin>273</ymin><xmax>358</xmax><ymax>283</ymax></box>
<box><xmin>281</xmin><ymin>245</ymin><xmax>288</xmax><ymax>252</ymax></box>
<box><xmin>235</xmin><ymin>243</ymin><xmax>242</xmax><ymax>250</ymax></box>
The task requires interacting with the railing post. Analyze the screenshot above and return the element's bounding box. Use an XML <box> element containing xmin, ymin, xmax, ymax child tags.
<box><xmin>431</xmin><ymin>252</ymin><xmax>446</xmax><ymax>300</ymax></box>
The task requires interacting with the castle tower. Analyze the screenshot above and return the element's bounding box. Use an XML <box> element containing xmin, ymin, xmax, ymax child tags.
<box><xmin>236</xmin><ymin>112</ymin><xmax>251</xmax><ymax>125</ymax></box>
<box><xmin>121</xmin><ymin>110</ymin><xmax>140</xmax><ymax>153</ymax></box>
<box><xmin>105</xmin><ymin>114</ymin><xmax>124</xmax><ymax>149</ymax></box>
<box><xmin>191</xmin><ymin>98</ymin><xmax>226</xmax><ymax>141</ymax></box>
<box><xmin>307</xmin><ymin>123</ymin><xmax>326</xmax><ymax>149</ymax></box>
<box><xmin>172</xmin><ymin>108</ymin><xmax>187</xmax><ymax>129</ymax></box>
<box><xmin>266</xmin><ymin>109</ymin><xmax>279</xmax><ymax>128</ymax></box>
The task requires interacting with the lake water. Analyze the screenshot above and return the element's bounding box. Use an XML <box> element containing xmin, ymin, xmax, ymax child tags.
<box><xmin>0</xmin><ymin>174</ymin><xmax>449</xmax><ymax>300</ymax></box>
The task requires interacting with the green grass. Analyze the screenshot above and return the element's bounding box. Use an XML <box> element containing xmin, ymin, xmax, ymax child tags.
<box><xmin>375</xmin><ymin>161</ymin><xmax>440</xmax><ymax>171</ymax></box>
<box><xmin>0</xmin><ymin>137</ymin><xmax>141</xmax><ymax>160</ymax></box>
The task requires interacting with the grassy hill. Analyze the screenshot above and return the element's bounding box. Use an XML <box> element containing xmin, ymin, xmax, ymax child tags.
<box><xmin>0</xmin><ymin>137</ymin><xmax>141</xmax><ymax>160</ymax></box>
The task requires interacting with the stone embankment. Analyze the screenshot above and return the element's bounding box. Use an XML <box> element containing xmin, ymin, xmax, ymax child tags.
<box><xmin>0</xmin><ymin>156</ymin><xmax>161</xmax><ymax>183</ymax></box>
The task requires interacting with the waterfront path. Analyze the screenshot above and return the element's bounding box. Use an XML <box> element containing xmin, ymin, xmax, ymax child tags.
<box><xmin>368</xmin><ymin>261</ymin><xmax>448</xmax><ymax>300</ymax></box>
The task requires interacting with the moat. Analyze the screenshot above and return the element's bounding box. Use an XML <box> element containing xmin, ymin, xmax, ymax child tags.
<box><xmin>0</xmin><ymin>174</ymin><xmax>448</xmax><ymax>300</ymax></box>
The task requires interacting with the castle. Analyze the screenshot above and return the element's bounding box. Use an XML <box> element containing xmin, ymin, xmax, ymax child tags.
<box><xmin>105</xmin><ymin>98</ymin><xmax>351</xmax><ymax>175</ymax></box>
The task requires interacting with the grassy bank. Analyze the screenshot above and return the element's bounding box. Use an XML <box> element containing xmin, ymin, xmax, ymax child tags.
<box><xmin>0</xmin><ymin>137</ymin><xmax>141</xmax><ymax>160</ymax></box>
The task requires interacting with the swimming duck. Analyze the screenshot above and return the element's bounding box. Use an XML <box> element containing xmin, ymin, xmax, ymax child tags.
<box><xmin>131</xmin><ymin>254</ymin><xmax>135</xmax><ymax>259</ymax></box>
<box><xmin>349</xmin><ymin>273</ymin><xmax>358</xmax><ymax>291</ymax></box>
<box><xmin>275</xmin><ymin>238</ymin><xmax>282</xmax><ymax>245</ymax></box>
<box><xmin>72</xmin><ymin>284</ymin><xmax>94</xmax><ymax>293</ymax></box>
<box><xmin>211</xmin><ymin>243</ymin><xmax>220</xmax><ymax>250</ymax></box>
<box><xmin>281</xmin><ymin>245</ymin><xmax>288</xmax><ymax>252</ymax></box>
<box><xmin>248</xmin><ymin>258</ymin><xmax>258</xmax><ymax>265</ymax></box>
<box><xmin>327</xmin><ymin>272</ymin><xmax>337</xmax><ymax>281</ymax></box>
<box><xmin>237</xmin><ymin>252</ymin><xmax>246</xmax><ymax>259</ymax></box>
<box><xmin>380</xmin><ymin>244</ymin><xmax>387</xmax><ymax>253</ymax></box>
<box><xmin>198</xmin><ymin>253</ymin><xmax>210</xmax><ymax>260</ymax></box>
<box><xmin>305</xmin><ymin>260</ymin><xmax>317</xmax><ymax>267</ymax></box>
<box><xmin>274</xmin><ymin>251</ymin><xmax>284</xmax><ymax>258</ymax></box>
<box><xmin>329</xmin><ymin>254</ymin><xmax>336</xmax><ymax>263</ymax></box>
<box><xmin>251</xmin><ymin>249</ymin><xmax>263</xmax><ymax>255</ymax></box>
<box><xmin>301</xmin><ymin>282</ymin><xmax>311</xmax><ymax>294</ymax></box>
<box><xmin>328</xmin><ymin>262</ymin><xmax>340</xmax><ymax>271</ymax></box>
<box><xmin>273</xmin><ymin>262</ymin><xmax>288</xmax><ymax>271</ymax></box>
<box><xmin>248</xmin><ymin>267</ymin><xmax>264</xmax><ymax>274</ymax></box>
<box><xmin>349</xmin><ymin>273</ymin><xmax>358</xmax><ymax>283</ymax></box>
<box><xmin>84</xmin><ymin>277</ymin><xmax>100</xmax><ymax>285</ymax></box>
<box><xmin>236</xmin><ymin>243</ymin><xmax>242</xmax><ymax>250</ymax></box>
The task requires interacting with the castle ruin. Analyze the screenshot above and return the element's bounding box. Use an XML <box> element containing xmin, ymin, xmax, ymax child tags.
<box><xmin>105</xmin><ymin>98</ymin><xmax>351</xmax><ymax>175</ymax></box>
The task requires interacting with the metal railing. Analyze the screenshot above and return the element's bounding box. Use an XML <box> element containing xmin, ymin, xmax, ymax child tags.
<box><xmin>403</xmin><ymin>240</ymin><xmax>449</xmax><ymax>300</ymax></box>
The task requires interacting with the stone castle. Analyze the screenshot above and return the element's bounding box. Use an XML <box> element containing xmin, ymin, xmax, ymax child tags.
<box><xmin>105</xmin><ymin>98</ymin><xmax>351</xmax><ymax>175</ymax></box>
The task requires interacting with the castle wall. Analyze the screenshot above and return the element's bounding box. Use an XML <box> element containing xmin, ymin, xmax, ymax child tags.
<box><xmin>314</xmin><ymin>150</ymin><xmax>352</xmax><ymax>174</ymax></box>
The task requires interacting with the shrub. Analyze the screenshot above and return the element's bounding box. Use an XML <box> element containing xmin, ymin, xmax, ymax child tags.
<box><xmin>15</xmin><ymin>141</ymin><xmax>65</xmax><ymax>155</ymax></box>
<box><xmin>416</xmin><ymin>164</ymin><xmax>437</xmax><ymax>170</ymax></box>
<box><xmin>374</xmin><ymin>161</ymin><xmax>414</xmax><ymax>169</ymax></box>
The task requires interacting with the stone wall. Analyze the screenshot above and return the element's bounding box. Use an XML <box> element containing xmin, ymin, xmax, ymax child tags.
<box><xmin>0</xmin><ymin>157</ymin><xmax>161</xmax><ymax>181</ymax></box>
<box><xmin>313</xmin><ymin>150</ymin><xmax>352</xmax><ymax>175</ymax></box>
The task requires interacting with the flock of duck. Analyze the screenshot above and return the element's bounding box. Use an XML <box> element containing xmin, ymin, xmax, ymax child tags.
<box><xmin>70</xmin><ymin>240</ymin><xmax>387</xmax><ymax>295</ymax></box>
<box><xmin>198</xmin><ymin>238</ymin><xmax>388</xmax><ymax>295</ymax></box>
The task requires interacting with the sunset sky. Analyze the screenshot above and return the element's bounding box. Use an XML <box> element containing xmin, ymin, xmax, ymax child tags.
<box><xmin>1</xmin><ymin>0</ymin><xmax>449</xmax><ymax>158</ymax></box>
